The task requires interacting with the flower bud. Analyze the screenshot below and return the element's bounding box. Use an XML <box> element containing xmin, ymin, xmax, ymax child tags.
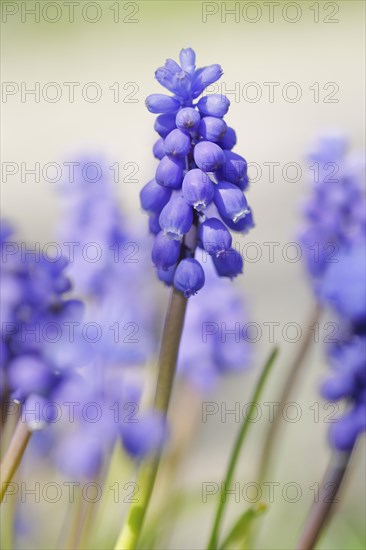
<box><xmin>159</xmin><ymin>197</ymin><xmax>193</xmax><ymax>239</ymax></box>
<box><xmin>197</xmin><ymin>94</ymin><xmax>230</xmax><ymax>117</ymax></box>
<box><xmin>329</xmin><ymin>408</ymin><xmax>364</xmax><ymax>451</ymax></box>
<box><xmin>154</xmin><ymin>113</ymin><xmax>177</xmax><ymax>137</ymax></box>
<box><xmin>222</xmin><ymin>208</ymin><xmax>254</xmax><ymax>233</ymax></box>
<box><xmin>156</xmin><ymin>156</ymin><xmax>184</xmax><ymax>189</ymax></box>
<box><xmin>218</xmin><ymin>127</ymin><xmax>237</xmax><ymax>150</ymax></box>
<box><xmin>214</xmin><ymin>180</ymin><xmax>249</xmax><ymax>223</ymax></box>
<box><xmin>146</xmin><ymin>94</ymin><xmax>180</xmax><ymax>114</ymax></box>
<box><xmin>174</xmin><ymin>258</ymin><xmax>205</xmax><ymax>297</ymax></box>
<box><xmin>9</xmin><ymin>355</ymin><xmax>55</xmax><ymax>398</ymax></box>
<box><xmin>148</xmin><ymin>212</ymin><xmax>161</xmax><ymax>235</ymax></box>
<box><xmin>155</xmin><ymin>58</ymin><xmax>192</xmax><ymax>99</ymax></box>
<box><xmin>198</xmin><ymin>116</ymin><xmax>227</xmax><ymax>142</ymax></box>
<box><xmin>179</xmin><ymin>48</ymin><xmax>196</xmax><ymax>74</ymax></box>
<box><xmin>153</xmin><ymin>138</ymin><xmax>165</xmax><ymax>159</ymax></box>
<box><xmin>176</xmin><ymin>107</ymin><xmax>201</xmax><ymax>132</ymax></box>
<box><xmin>155</xmin><ymin>60</ymin><xmax>181</xmax><ymax>92</ymax></box>
<box><xmin>191</xmin><ymin>64</ymin><xmax>223</xmax><ymax>98</ymax></box>
<box><xmin>140</xmin><ymin>179</ymin><xmax>172</xmax><ymax>214</ymax></box>
<box><xmin>235</xmin><ymin>174</ymin><xmax>249</xmax><ymax>191</ymax></box>
<box><xmin>121</xmin><ymin>410</ymin><xmax>167</xmax><ymax>459</ymax></box>
<box><xmin>182</xmin><ymin>168</ymin><xmax>214</xmax><ymax>211</ymax></box>
<box><xmin>213</xmin><ymin>248</ymin><xmax>243</xmax><ymax>279</ymax></box>
<box><xmin>193</xmin><ymin>141</ymin><xmax>225</xmax><ymax>172</ymax></box>
<box><xmin>152</xmin><ymin>231</ymin><xmax>181</xmax><ymax>270</ymax></box>
<box><xmin>199</xmin><ymin>218</ymin><xmax>232</xmax><ymax>257</ymax></box>
<box><xmin>157</xmin><ymin>264</ymin><xmax>176</xmax><ymax>286</ymax></box>
<box><xmin>164</xmin><ymin>129</ymin><xmax>191</xmax><ymax>158</ymax></box>
<box><xmin>218</xmin><ymin>150</ymin><xmax>248</xmax><ymax>186</ymax></box>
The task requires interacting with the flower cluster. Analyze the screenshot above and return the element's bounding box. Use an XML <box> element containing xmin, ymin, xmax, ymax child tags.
<box><xmin>58</xmin><ymin>158</ymin><xmax>156</xmax><ymax>364</ymax></box>
<box><xmin>319</xmin><ymin>243</ymin><xmax>366</xmax><ymax>451</ymax></box>
<box><xmin>300</xmin><ymin>133</ymin><xmax>365</xmax><ymax>281</ymax></box>
<box><xmin>300</xmin><ymin>134</ymin><xmax>366</xmax><ymax>451</ymax></box>
<box><xmin>51</xmin><ymin>159</ymin><xmax>165</xmax><ymax>477</ymax></box>
<box><xmin>178</xmin><ymin>260</ymin><xmax>251</xmax><ymax>391</ymax></box>
<box><xmin>141</xmin><ymin>48</ymin><xmax>254</xmax><ymax>297</ymax></box>
<box><xmin>0</xmin><ymin>221</ymin><xmax>84</xmax><ymax>429</ymax></box>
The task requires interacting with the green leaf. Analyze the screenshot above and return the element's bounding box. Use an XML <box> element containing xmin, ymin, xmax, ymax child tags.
<box><xmin>219</xmin><ymin>503</ymin><xmax>268</xmax><ymax>550</ymax></box>
<box><xmin>206</xmin><ymin>347</ymin><xmax>279</xmax><ymax>550</ymax></box>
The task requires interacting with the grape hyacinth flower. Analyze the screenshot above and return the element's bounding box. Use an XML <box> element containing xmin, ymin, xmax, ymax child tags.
<box><xmin>58</xmin><ymin>157</ymin><xmax>156</xmax><ymax>364</ymax></box>
<box><xmin>0</xmin><ymin>159</ymin><xmax>166</xmax><ymax>492</ymax></box>
<box><xmin>299</xmin><ymin>132</ymin><xmax>366</xmax><ymax>282</ymax></box>
<box><xmin>319</xmin><ymin>242</ymin><xmax>366</xmax><ymax>451</ymax></box>
<box><xmin>52</xmin><ymin>367</ymin><xmax>167</xmax><ymax>478</ymax></box>
<box><xmin>300</xmin><ymin>133</ymin><xmax>366</xmax><ymax>452</ymax></box>
<box><xmin>142</xmin><ymin>48</ymin><xmax>254</xmax><ymax>295</ymax></box>
<box><xmin>53</xmin><ymin>158</ymin><xmax>164</xmax><ymax>473</ymax></box>
<box><xmin>114</xmin><ymin>48</ymin><xmax>255</xmax><ymax>550</ymax></box>
<box><xmin>0</xmin><ymin>221</ymin><xmax>84</xmax><ymax>431</ymax></box>
<box><xmin>1</xmin><ymin>221</ymin><xmax>23</xmax><ymax>401</ymax></box>
<box><xmin>290</xmin><ymin>135</ymin><xmax>366</xmax><ymax>549</ymax></box>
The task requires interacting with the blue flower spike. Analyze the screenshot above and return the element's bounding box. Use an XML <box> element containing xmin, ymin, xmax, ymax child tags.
<box><xmin>142</xmin><ymin>48</ymin><xmax>254</xmax><ymax>295</ymax></box>
<box><xmin>300</xmin><ymin>133</ymin><xmax>366</xmax><ymax>451</ymax></box>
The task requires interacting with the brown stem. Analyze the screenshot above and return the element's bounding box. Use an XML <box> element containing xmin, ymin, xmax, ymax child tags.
<box><xmin>1</xmin><ymin>401</ymin><xmax>21</xmax><ymax>462</ymax></box>
<box><xmin>0</xmin><ymin>391</ymin><xmax>10</xmax><ymax>444</ymax></box>
<box><xmin>0</xmin><ymin>419</ymin><xmax>31</xmax><ymax>503</ymax></box>
<box><xmin>297</xmin><ymin>449</ymin><xmax>353</xmax><ymax>550</ymax></box>
<box><xmin>154</xmin><ymin>289</ymin><xmax>188</xmax><ymax>412</ymax></box>
<box><xmin>114</xmin><ymin>287</ymin><xmax>188</xmax><ymax>550</ymax></box>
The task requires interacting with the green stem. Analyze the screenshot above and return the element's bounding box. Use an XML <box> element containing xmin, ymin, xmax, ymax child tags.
<box><xmin>114</xmin><ymin>288</ymin><xmax>188</xmax><ymax>550</ymax></box>
<box><xmin>0</xmin><ymin>419</ymin><xmax>31</xmax><ymax>503</ymax></box>
<box><xmin>207</xmin><ymin>347</ymin><xmax>279</xmax><ymax>550</ymax></box>
<box><xmin>296</xmin><ymin>449</ymin><xmax>353</xmax><ymax>550</ymax></box>
<box><xmin>0</xmin><ymin>472</ymin><xmax>17</xmax><ymax>548</ymax></box>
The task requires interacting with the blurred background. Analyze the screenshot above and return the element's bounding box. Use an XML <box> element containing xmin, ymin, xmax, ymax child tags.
<box><xmin>1</xmin><ymin>1</ymin><xmax>365</xmax><ymax>549</ymax></box>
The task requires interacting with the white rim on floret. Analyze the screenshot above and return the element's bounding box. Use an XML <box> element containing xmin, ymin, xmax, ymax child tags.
<box><xmin>233</xmin><ymin>208</ymin><xmax>250</xmax><ymax>223</ymax></box>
